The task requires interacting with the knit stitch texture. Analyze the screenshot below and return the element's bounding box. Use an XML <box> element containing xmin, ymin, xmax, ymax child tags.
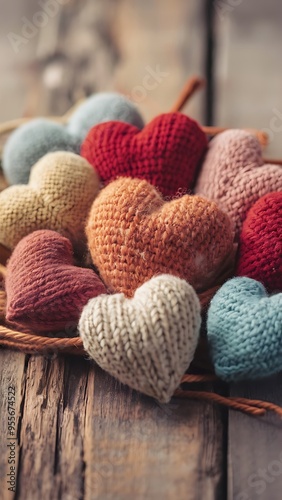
<box><xmin>236</xmin><ymin>192</ymin><xmax>282</xmax><ymax>292</ymax></box>
<box><xmin>6</xmin><ymin>230</ymin><xmax>107</xmax><ymax>333</ymax></box>
<box><xmin>207</xmin><ymin>277</ymin><xmax>282</xmax><ymax>381</ymax></box>
<box><xmin>86</xmin><ymin>177</ymin><xmax>235</xmax><ymax>297</ymax></box>
<box><xmin>0</xmin><ymin>151</ymin><xmax>100</xmax><ymax>253</ymax></box>
<box><xmin>81</xmin><ymin>112</ymin><xmax>207</xmax><ymax>198</ymax></box>
<box><xmin>3</xmin><ymin>119</ymin><xmax>80</xmax><ymax>185</ymax></box>
<box><xmin>79</xmin><ymin>274</ymin><xmax>201</xmax><ymax>403</ymax></box>
<box><xmin>67</xmin><ymin>92</ymin><xmax>144</xmax><ymax>142</ymax></box>
<box><xmin>195</xmin><ymin>129</ymin><xmax>282</xmax><ymax>236</ymax></box>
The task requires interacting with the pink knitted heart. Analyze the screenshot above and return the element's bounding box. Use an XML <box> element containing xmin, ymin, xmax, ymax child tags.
<box><xmin>195</xmin><ymin>130</ymin><xmax>282</xmax><ymax>236</ymax></box>
<box><xmin>5</xmin><ymin>230</ymin><xmax>107</xmax><ymax>333</ymax></box>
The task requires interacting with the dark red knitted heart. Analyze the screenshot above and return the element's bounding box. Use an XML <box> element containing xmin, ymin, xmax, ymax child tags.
<box><xmin>236</xmin><ymin>192</ymin><xmax>282</xmax><ymax>292</ymax></box>
<box><xmin>81</xmin><ymin>112</ymin><xmax>207</xmax><ymax>197</ymax></box>
<box><xmin>5</xmin><ymin>230</ymin><xmax>107</xmax><ymax>333</ymax></box>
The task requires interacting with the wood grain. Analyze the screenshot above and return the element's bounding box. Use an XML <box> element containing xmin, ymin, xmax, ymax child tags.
<box><xmin>0</xmin><ymin>351</ymin><xmax>26</xmax><ymax>500</ymax></box>
<box><xmin>83</xmin><ymin>369</ymin><xmax>226</xmax><ymax>500</ymax></box>
<box><xmin>214</xmin><ymin>0</ymin><xmax>282</xmax><ymax>157</ymax></box>
<box><xmin>214</xmin><ymin>2</ymin><xmax>282</xmax><ymax>499</ymax></box>
<box><xmin>228</xmin><ymin>376</ymin><xmax>282</xmax><ymax>500</ymax></box>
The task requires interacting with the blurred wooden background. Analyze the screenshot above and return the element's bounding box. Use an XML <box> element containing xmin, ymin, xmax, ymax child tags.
<box><xmin>0</xmin><ymin>1</ymin><xmax>282</xmax><ymax>499</ymax></box>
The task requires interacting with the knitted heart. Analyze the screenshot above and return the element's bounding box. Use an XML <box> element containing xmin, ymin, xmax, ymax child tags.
<box><xmin>195</xmin><ymin>130</ymin><xmax>282</xmax><ymax>236</ymax></box>
<box><xmin>86</xmin><ymin>177</ymin><xmax>235</xmax><ymax>297</ymax></box>
<box><xmin>67</xmin><ymin>92</ymin><xmax>144</xmax><ymax>142</ymax></box>
<box><xmin>0</xmin><ymin>152</ymin><xmax>100</xmax><ymax>253</ymax></box>
<box><xmin>3</xmin><ymin>119</ymin><xmax>80</xmax><ymax>185</ymax></box>
<box><xmin>3</xmin><ymin>93</ymin><xmax>143</xmax><ymax>185</ymax></box>
<box><xmin>6</xmin><ymin>230</ymin><xmax>107</xmax><ymax>333</ymax></box>
<box><xmin>79</xmin><ymin>274</ymin><xmax>201</xmax><ymax>403</ymax></box>
<box><xmin>236</xmin><ymin>192</ymin><xmax>282</xmax><ymax>292</ymax></box>
<box><xmin>207</xmin><ymin>277</ymin><xmax>282</xmax><ymax>381</ymax></box>
<box><xmin>81</xmin><ymin>112</ymin><xmax>208</xmax><ymax>198</ymax></box>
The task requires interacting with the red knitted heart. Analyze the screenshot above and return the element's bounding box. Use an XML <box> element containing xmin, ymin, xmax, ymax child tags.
<box><xmin>236</xmin><ymin>192</ymin><xmax>282</xmax><ymax>292</ymax></box>
<box><xmin>81</xmin><ymin>112</ymin><xmax>207</xmax><ymax>197</ymax></box>
<box><xmin>5</xmin><ymin>230</ymin><xmax>107</xmax><ymax>333</ymax></box>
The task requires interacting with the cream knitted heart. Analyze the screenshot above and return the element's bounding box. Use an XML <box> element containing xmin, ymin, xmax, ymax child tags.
<box><xmin>79</xmin><ymin>274</ymin><xmax>201</xmax><ymax>403</ymax></box>
<box><xmin>0</xmin><ymin>151</ymin><xmax>100</xmax><ymax>253</ymax></box>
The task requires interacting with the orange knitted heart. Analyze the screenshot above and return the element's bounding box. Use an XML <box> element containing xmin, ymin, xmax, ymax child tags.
<box><xmin>236</xmin><ymin>192</ymin><xmax>282</xmax><ymax>292</ymax></box>
<box><xmin>86</xmin><ymin>177</ymin><xmax>235</xmax><ymax>297</ymax></box>
<box><xmin>0</xmin><ymin>151</ymin><xmax>100</xmax><ymax>254</ymax></box>
<box><xmin>6</xmin><ymin>230</ymin><xmax>107</xmax><ymax>333</ymax></box>
<box><xmin>195</xmin><ymin>130</ymin><xmax>282</xmax><ymax>236</ymax></box>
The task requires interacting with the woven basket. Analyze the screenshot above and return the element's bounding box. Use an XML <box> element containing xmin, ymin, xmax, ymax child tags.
<box><xmin>0</xmin><ymin>77</ymin><xmax>281</xmax><ymax>418</ymax></box>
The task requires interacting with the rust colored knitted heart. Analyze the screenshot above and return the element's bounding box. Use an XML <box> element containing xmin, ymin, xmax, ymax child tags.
<box><xmin>86</xmin><ymin>177</ymin><xmax>235</xmax><ymax>297</ymax></box>
<box><xmin>195</xmin><ymin>130</ymin><xmax>282</xmax><ymax>236</ymax></box>
<box><xmin>81</xmin><ymin>112</ymin><xmax>207</xmax><ymax>198</ymax></box>
<box><xmin>6</xmin><ymin>230</ymin><xmax>107</xmax><ymax>333</ymax></box>
<box><xmin>236</xmin><ymin>192</ymin><xmax>282</xmax><ymax>292</ymax></box>
<box><xmin>0</xmin><ymin>151</ymin><xmax>100</xmax><ymax>253</ymax></box>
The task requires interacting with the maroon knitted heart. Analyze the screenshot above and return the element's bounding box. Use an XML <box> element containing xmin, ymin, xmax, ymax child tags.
<box><xmin>5</xmin><ymin>230</ymin><xmax>107</xmax><ymax>333</ymax></box>
<box><xmin>236</xmin><ymin>192</ymin><xmax>282</xmax><ymax>292</ymax></box>
<box><xmin>81</xmin><ymin>112</ymin><xmax>207</xmax><ymax>198</ymax></box>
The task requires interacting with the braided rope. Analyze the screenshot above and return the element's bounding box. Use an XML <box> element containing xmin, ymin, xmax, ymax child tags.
<box><xmin>181</xmin><ymin>373</ymin><xmax>217</xmax><ymax>383</ymax></box>
<box><xmin>0</xmin><ymin>324</ymin><xmax>85</xmax><ymax>355</ymax></box>
<box><xmin>229</xmin><ymin>396</ymin><xmax>282</xmax><ymax>418</ymax></box>
<box><xmin>174</xmin><ymin>389</ymin><xmax>265</xmax><ymax>416</ymax></box>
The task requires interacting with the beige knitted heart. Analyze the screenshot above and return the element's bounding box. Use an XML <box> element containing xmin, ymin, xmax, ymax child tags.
<box><xmin>79</xmin><ymin>274</ymin><xmax>201</xmax><ymax>403</ymax></box>
<box><xmin>0</xmin><ymin>151</ymin><xmax>100</xmax><ymax>253</ymax></box>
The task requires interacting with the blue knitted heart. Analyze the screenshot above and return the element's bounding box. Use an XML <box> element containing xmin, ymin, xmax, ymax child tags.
<box><xmin>3</xmin><ymin>93</ymin><xmax>144</xmax><ymax>185</ymax></box>
<box><xmin>3</xmin><ymin>119</ymin><xmax>80</xmax><ymax>185</ymax></box>
<box><xmin>207</xmin><ymin>277</ymin><xmax>282</xmax><ymax>381</ymax></box>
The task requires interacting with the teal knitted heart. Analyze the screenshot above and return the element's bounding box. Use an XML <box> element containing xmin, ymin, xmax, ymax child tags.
<box><xmin>207</xmin><ymin>277</ymin><xmax>282</xmax><ymax>381</ymax></box>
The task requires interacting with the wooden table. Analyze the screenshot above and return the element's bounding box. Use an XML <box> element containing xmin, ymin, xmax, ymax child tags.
<box><xmin>0</xmin><ymin>1</ymin><xmax>282</xmax><ymax>499</ymax></box>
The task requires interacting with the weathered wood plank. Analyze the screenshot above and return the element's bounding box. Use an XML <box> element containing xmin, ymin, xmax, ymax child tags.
<box><xmin>228</xmin><ymin>376</ymin><xmax>282</xmax><ymax>500</ymax></box>
<box><xmin>15</xmin><ymin>355</ymin><xmax>90</xmax><ymax>500</ymax></box>
<box><xmin>113</xmin><ymin>0</ymin><xmax>206</xmax><ymax>122</ymax></box>
<box><xmin>84</xmin><ymin>368</ymin><xmax>226</xmax><ymax>500</ymax></box>
<box><xmin>214</xmin><ymin>0</ymin><xmax>282</xmax><ymax>157</ymax></box>
<box><xmin>0</xmin><ymin>351</ymin><xmax>26</xmax><ymax>500</ymax></box>
<box><xmin>214</xmin><ymin>2</ymin><xmax>282</xmax><ymax>499</ymax></box>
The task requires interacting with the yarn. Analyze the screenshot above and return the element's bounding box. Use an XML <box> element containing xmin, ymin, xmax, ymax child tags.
<box><xmin>195</xmin><ymin>129</ymin><xmax>282</xmax><ymax>236</ymax></box>
<box><xmin>0</xmin><ymin>151</ymin><xmax>100</xmax><ymax>253</ymax></box>
<box><xmin>79</xmin><ymin>274</ymin><xmax>201</xmax><ymax>403</ymax></box>
<box><xmin>81</xmin><ymin>112</ymin><xmax>207</xmax><ymax>198</ymax></box>
<box><xmin>236</xmin><ymin>192</ymin><xmax>282</xmax><ymax>292</ymax></box>
<box><xmin>67</xmin><ymin>92</ymin><xmax>144</xmax><ymax>142</ymax></box>
<box><xmin>2</xmin><ymin>119</ymin><xmax>80</xmax><ymax>185</ymax></box>
<box><xmin>207</xmin><ymin>277</ymin><xmax>282</xmax><ymax>381</ymax></box>
<box><xmin>86</xmin><ymin>177</ymin><xmax>235</xmax><ymax>297</ymax></box>
<box><xmin>6</xmin><ymin>230</ymin><xmax>107</xmax><ymax>333</ymax></box>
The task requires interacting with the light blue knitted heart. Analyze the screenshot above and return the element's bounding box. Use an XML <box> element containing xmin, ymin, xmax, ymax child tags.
<box><xmin>67</xmin><ymin>92</ymin><xmax>144</xmax><ymax>142</ymax></box>
<box><xmin>207</xmin><ymin>277</ymin><xmax>282</xmax><ymax>381</ymax></box>
<box><xmin>3</xmin><ymin>119</ymin><xmax>80</xmax><ymax>185</ymax></box>
<box><xmin>3</xmin><ymin>93</ymin><xmax>144</xmax><ymax>185</ymax></box>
